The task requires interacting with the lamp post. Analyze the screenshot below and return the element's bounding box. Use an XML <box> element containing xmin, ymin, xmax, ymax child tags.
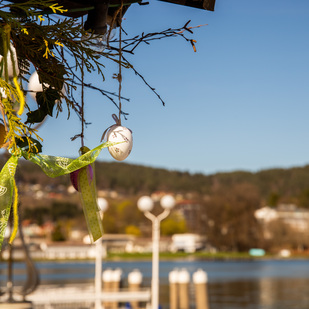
<box><xmin>137</xmin><ymin>194</ymin><xmax>176</xmax><ymax>309</ymax></box>
<box><xmin>95</xmin><ymin>197</ymin><xmax>108</xmax><ymax>309</ymax></box>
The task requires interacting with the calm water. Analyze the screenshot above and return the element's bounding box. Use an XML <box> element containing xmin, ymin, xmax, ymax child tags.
<box><xmin>1</xmin><ymin>259</ymin><xmax>309</xmax><ymax>308</ymax></box>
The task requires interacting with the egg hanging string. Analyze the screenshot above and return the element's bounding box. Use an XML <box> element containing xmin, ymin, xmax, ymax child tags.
<box><xmin>99</xmin><ymin>0</ymin><xmax>133</xmax><ymax>162</ymax></box>
<box><xmin>108</xmin><ymin>0</ymin><xmax>124</xmax><ymax>125</ymax></box>
<box><xmin>100</xmin><ymin>0</ymin><xmax>124</xmax><ymax>142</ymax></box>
<box><xmin>80</xmin><ymin>16</ymin><xmax>85</xmax><ymax>148</ymax></box>
<box><xmin>68</xmin><ymin>20</ymin><xmax>104</xmax><ymax>242</ymax></box>
<box><xmin>100</xmin><ymin>113</ymin><xmax>120</xmax><ymax>142</ymax></box>
<box><xmin>117</xmin><ymin>2</ymin><xmax>123</xmax><ymax>125</ymax></box>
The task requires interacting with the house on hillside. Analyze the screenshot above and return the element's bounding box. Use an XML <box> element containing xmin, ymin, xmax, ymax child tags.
<box><xmin>255</xmin><ymin>204</ymin><xmax>309</xmax><ymax>244</ymax></box>
<box><xmin>255</xmin><ymin>204</ymin><xmax>309</xmax><ymax>232</ymax></box>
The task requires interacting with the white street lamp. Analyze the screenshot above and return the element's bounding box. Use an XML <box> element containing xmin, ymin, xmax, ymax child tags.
<box><xmin>98</xmin><ymin>197</ymin><xmax>109</xmax><ymax>213</ymax></box>
<box><xmin>137</xmin><ymin>194</ymin><xmax>176</xmax><ymax>309</ymax></box>
<box><xmin>95</xmin><ymin>197</ymin><xmax>108</xmax><ymax>309</ymax></box>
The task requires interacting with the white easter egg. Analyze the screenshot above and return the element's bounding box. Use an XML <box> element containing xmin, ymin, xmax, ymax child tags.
<box><xmin>0</xmin><ymin>87</ymin><xmax>7</xmax><ymax>99</ymax></box>
<box><xmin>28</xmin><ymin>71</ymin><xmax>44</xmax><ymax>100</ymax></box>
<box><xmin>0</xmin><ymin>45</ymin><xmax>19</xmax><ymax>78</ymax></box>
<box><xmin>107</xmin><ymin>125</ymin><xmax>133</xmax><ymax>161</ymax></box>
<box><xmin>28</xmin><ymin>71</ymin><xmax>65</xmax><ymax>101</ymax></box>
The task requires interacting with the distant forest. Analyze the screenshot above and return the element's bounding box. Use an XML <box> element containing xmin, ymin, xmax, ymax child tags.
<box><xmin>8</xmin><ymin>155</ymin><xmax>309</xmax><ymax>207</ymax></box>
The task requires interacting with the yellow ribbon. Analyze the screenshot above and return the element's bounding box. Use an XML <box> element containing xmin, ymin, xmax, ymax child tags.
<box><xmin>14</xmin><ymin>77</ymin><xmax>25</xmax><ymax>116</ymax></box>
<box><xmin>0</xmin><ymin>155</ymin><xmax>19</xmax><ymax>250</ymax></box>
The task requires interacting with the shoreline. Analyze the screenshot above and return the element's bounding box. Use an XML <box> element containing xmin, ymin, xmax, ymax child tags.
<box><xmin>2</xmin><ymin>250</ymin><xmax>309</xmax><ymax>263</ymax></box>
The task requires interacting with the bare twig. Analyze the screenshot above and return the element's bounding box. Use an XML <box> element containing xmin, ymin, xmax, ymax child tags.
<box><xmin>122</xmin><ymin>55</ymin><xmax>165</xmax><ymax>106</ymax></box>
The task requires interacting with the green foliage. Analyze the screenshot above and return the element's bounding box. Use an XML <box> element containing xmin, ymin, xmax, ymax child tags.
<box><xmin>51</xmin><ymin>222</ymin><xmax>66</xmax><ymax>241</ymax></box>
<box><xmin>23</xmin><ymin>206</ymin><xmax>49</xmax><ymax>225</ymax></box>
<box><xmin>22</xmin><ymin>201</ymin><xmax>82</xmax><ymax>223</ymax></box>
<box><xmin>103</xmin><ymin>199</ymin><xmax>144</xmax><ymax>234</ymax></box>
<box><xmin>0</xmin><ymin>0</ymin><xmax>109</xmax><ymax>152</ymax></box>
<box><xmin>298</xmin><ymin>188</ymin><xmax>309</xmax><ymax>208</ymax></box>
<box><xmin>125</xmin><ymin>225</ymin><xmax>141</xmax><ymax>236</ymax></box>
<box><xmin>13</xmin><ymin>156</ymin><xmax>309</xmax><ymax>205</ymax></box>
<box><xmin>50</xmin><ymin>201</ymin><xmax>82</xmax><ymax>220</ymax></box>
<box><xmin>267</xmin><ymin>192</ymin><xmax>280</xmax><ymax>207</ymax></box>
<box><xmin>161</xmin><ymin>215</ymin><xmax>187</xmax><ymax>236</ymax></box>
<box><xmin>16</xmin><ymin>135</ymin><xmax>42</xmax><ymax>153</ymax></box>
<box><xmin>26</xmin><ymin>88</ymin><xmax>60</xmax><ymax>124</ymax></box>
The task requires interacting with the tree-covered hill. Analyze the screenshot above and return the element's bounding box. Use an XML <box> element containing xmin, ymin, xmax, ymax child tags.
<box><xmin>2</xmin><ymin>154</ymin><xmax>309</xmax><ymax>206</ymax></box>
<box><xmin>96</xmin><ymin>161</ymin><xmax>309</xmax><ymax>206</ymax></box>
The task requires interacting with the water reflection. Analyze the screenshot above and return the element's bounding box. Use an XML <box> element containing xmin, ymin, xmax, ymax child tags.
<box><xmin>2</xmin><ymin>259</ymin><xmax>309</xmax><ymax>308</ymax></box>
<box><xmin>209</xmin><ymin>278</ymin><xmax>309</xmax><ymax>309</ymax></box>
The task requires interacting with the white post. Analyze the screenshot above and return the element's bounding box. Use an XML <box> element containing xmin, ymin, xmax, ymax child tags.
<box><xmin>137</xmin><ymin>195</ymin><xmax>175</xmax><ymax>309</ymax></box>
<box><xmin>178</xmin><ymin>268</ymin><xmax>190</xmax><ymax>309</ymax></box>
<box><xmin>128</xmin><ymin>269</ymin><xmax>143</xmax><ymax>309</ymax></box>
<box><xmin>111</xmin><ymin>268</ymin><xmax>122</xmax><ymax>309</ymax></box>
<box><xmin>95</xmin><ymin>239</ymin><xmax>103</xmax><ymax>309</ymax></box>
<box><xmin>169</xmin><ymin>269</ymin><xmax>179</xmax><ymax>309</ymax></box>
<box><xmin>144</xmin><ymin>210</ymin><xmax>170</xmax><ymax>309</ymax></box>
<box><xmin>193</xmin><ymin>269</ymin><xmax>209</xmax><ymax>309</ymax></box>
<box><xmin>102</xmin><ymin>268</ymin><xmax>113</xmax><ymax>309</ymax></box>
<box><xmin>152</xmin><ymin>217</ymin><xmax>160</xmax><ymax>309</ymax></box>
<box><xmin>95</xmin><ymin>198</ymin><xmax>108</xmax><ymax>309</ymax></box>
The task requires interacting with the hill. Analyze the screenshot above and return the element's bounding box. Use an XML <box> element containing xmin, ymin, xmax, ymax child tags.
<box><xmin>2</xmin><ymin>154</ymin><xmax>309</xmax><ymax>205</ymax></box>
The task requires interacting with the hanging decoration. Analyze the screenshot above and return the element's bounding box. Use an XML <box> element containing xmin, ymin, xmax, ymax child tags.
<box><xmin>0</xmin><ymin>140</ymin><xmax>117</xmax><ymax>250</ymax></box>
<box><xmin>28</xmin><ymin>70</ymin><xmax>65</xmax><ymax>101</ymax></box>
<box><xmin>101</xmin><ymin>3</ymin><xmax>133</xmax><ymax>162</ymax></box>
<box><xmin>66</xmin><ymin>19</ymin><xmax>106</xmax><ymax>242</ymax></box>
<box><xmin>0</xmin><ymin>43</ymin><xmax>19</xmax><ymax>79</ymax></box>
<box><xmin>70</xmin><ymin>164</ymin><xmax>93</xmax><ymax>191</ymax></box>
<box><xmin>102</xmin><ymin>114</ymin><xmax>133</xmax><ymax>161</ymax></box>
<box><xmin>0</xmin><ymin>123</ymin><xmax>5</xmax><ymax>147</ymax></box>
<box><xmin>0</xmin><ymin>155</ymin><xmax>19</xmax><ymax>251</ymax></box>
<box><xmin>75</xmin><ymin>147</ymin><xmax>103</xmax><ymax>242</ymax></box>
<box><xmin>107</xmin><ymin>124</ymin><xmax>133</xmax><ymax>161</ymax></box>
<box><xmin>0</xmin><ymin>0</ymin><xmax>206</xmax><ymax>252</ymax></box>
<box><xmin>0</xmin><ymin>0</ymin><xmax>203</xmax><ymax>155</ymax></box>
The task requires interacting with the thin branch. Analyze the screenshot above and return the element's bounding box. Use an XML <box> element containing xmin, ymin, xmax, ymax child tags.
<box><xmin>122</xmin><ymin>55</ymin><xmax>165</xmax><ymax>106</ymax></box>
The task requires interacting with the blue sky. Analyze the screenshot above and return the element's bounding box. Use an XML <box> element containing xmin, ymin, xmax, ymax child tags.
<box><xmin>13</xmin><ymin>0</ymin><xmax>309</xmax><ymax>175</ymax></box>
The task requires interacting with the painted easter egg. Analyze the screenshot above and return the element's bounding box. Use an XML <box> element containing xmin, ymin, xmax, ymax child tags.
<box><xmin>107</xmin><ymin>125</ymin><xmax>133</xmax><ymax>161</ymax></box>
<box><xmin>70</xmin><ymin>165</ymin><xmax>93</xmax><ymax>191</ymax></box>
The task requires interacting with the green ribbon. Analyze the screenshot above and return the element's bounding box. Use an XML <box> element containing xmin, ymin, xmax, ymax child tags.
<box><xmin>24</xmin><ymin>141</ymin><xmax>114</xmax><ymax>177</ymax></box>
<box><xmin>23</xmin><ymin>142</ymin><xmax>113</xmax><ymax>242</ymax></box>
<box><xmin>78</xmin><ymin>164</ymin><xmax>103</xmax><ymax>242</ymax></box>
<box><xmin>0</xmin><ymin>141</ymin><xmax>114</xmax><ymax>250</ymax></box>
<box><xmin>0</xmin><ymin>155</ymin><xmax>19</xmax><ymax>251</ymax></box>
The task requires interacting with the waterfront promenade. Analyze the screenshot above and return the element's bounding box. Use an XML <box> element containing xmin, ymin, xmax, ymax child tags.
<box><xmin>2</xmin><ymin>259</ymin><xmax>309</xmax><ymax>308</ymax></box>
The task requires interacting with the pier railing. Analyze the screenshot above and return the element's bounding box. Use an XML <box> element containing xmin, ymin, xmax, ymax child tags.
<box><xmin>27</xmin><ymin>284</ymin><xmax>151</xmax><ymax>309</ymax></box>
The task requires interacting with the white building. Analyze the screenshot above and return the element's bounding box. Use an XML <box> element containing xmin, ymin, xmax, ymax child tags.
<box><xmin>255</xmin><ymin>204</ymin><xmax>309</xmax><ymax>235</ymax></box>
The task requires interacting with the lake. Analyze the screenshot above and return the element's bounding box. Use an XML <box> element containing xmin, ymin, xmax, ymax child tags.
<box><xmin>1</xmin><ymin>259</ymin><xmax>309</xmax><ymax>308</ymax></box>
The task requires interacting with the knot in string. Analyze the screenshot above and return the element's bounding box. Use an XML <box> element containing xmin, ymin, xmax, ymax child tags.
<box><xmin>100</xmin><ymin>114</ymin><xmax>121</xmax><ymax>142</ymax></box>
